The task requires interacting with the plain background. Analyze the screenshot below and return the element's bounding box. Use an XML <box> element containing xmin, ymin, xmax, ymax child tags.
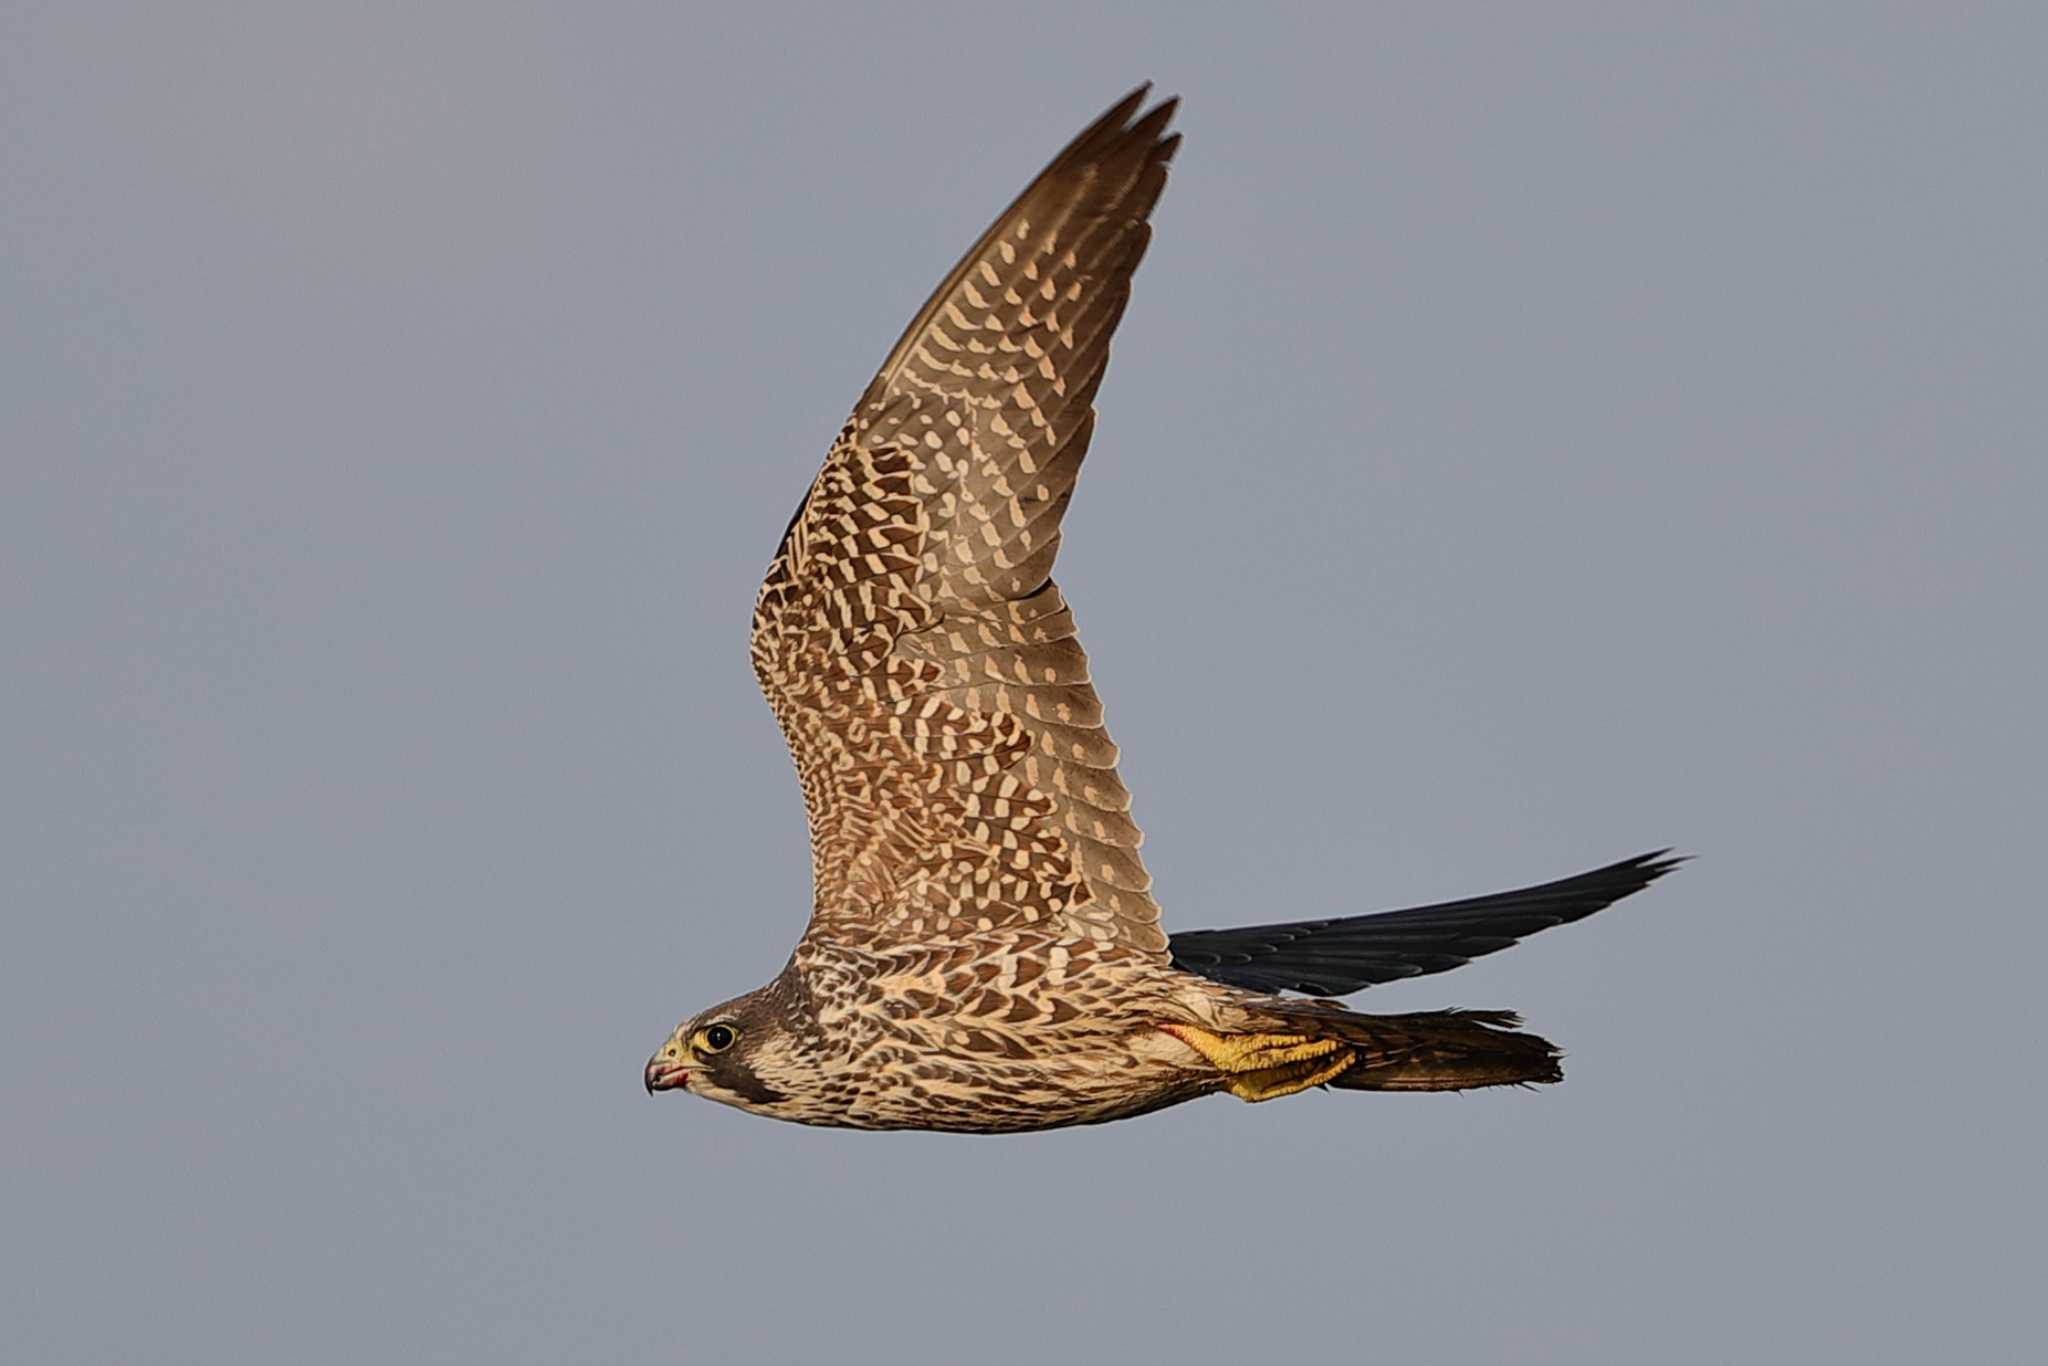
<box><xmin>5</xmin><ymin>4</ymin><xmax>2042</xmax><ymax>1362</ymax></box>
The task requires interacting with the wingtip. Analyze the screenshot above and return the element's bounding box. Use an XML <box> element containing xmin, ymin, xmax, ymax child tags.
<box><xmin>1131</xmin><ymin>98</ymin><xmax>1179</xmax><ymax>144</ymax></box>
<box><xmin>1101</xmin><ymin>83</ymin><xmax>1152</xmax><ymax>128</ymax></box>
<box><xmin>1106</xmin><ymin>83</ymin><xmax>1179</xmax><ymax>133</ymax></box>
<box><xmin>1632</xmin><ymin>849</ymin><xmax>1694</xmax><ymax>880</ymax></box>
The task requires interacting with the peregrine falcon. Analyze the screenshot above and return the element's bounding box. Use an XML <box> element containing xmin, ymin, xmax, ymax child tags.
<box><xmin>644</xmin><ymin>88</ymin><xmax>1679</xmax><ymax>1132</ymax></box>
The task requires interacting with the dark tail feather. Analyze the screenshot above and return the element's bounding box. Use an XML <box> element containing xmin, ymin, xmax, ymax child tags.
<box><xmin>1274</xmin><ymin>1006</ymin><xmax>1564</xmax><ymax>1092</ymax></box>
<box><xmin>1170</xmin><ymin>850</ymin><xmax>1686</xmax><ymax>997</ymax></box>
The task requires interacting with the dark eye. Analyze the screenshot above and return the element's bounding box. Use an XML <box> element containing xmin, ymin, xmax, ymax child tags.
<box><xmin>699</xmin><ymin>1023</ymin><xmax>737</xmax><ymax>1053</ymax></box>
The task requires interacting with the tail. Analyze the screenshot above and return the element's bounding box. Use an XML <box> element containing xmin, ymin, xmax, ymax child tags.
<box><xmin>1167</xmin><ymin>1006</ymin><xmax>1565</xmax><ymax>1100</ymax></box>
<box><xmin>1254</xmin><ymin>1005</ymin><xmax>1564</xmax><ymax>1093</ymax></box>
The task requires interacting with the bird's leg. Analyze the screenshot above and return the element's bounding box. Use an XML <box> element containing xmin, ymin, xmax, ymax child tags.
<box><xmin>1159</xmin><ymin>1025</ymin><xmax>1336</xmax><ymax>1070</ymax></box>
<box><xmin>1228</xmin><ymin>1050</ymin><xmax>1359</xmax><ymax>1102</ymax></box>
<box><xmin>1159</xmin><ymin>1024</ymin><xmax>1358</xmax><ymax>1102</ymax></box>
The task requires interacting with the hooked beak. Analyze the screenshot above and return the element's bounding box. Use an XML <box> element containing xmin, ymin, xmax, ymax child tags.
<box><xmin>644</xmin><ymin>1043</ymin><xmax>689</xmax><ymax>1095</ymax></box>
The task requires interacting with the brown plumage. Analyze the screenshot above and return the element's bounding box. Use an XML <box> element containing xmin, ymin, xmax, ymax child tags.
<box><xmin>644</xmin><ymin>88</ymin><xmax>1680</xmax><ymax>1132</ymax></box>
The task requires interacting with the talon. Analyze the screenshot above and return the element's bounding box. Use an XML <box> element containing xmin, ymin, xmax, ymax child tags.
<box><xmin>1227</xmin><ymin>1050</ymin><xmax>1357</xmax><ymax>1102</ymax></box>
<box><xmin>1160</xmin><ymin>1023</ymin><xmax>1351</xmax><ymax>1100</ymax></box>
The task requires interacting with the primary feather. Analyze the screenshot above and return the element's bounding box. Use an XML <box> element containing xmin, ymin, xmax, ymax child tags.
<box><xmin>1169</xmin><ymin>851</ymin><xmax>1684</xmax><ymax>996</ymax></box>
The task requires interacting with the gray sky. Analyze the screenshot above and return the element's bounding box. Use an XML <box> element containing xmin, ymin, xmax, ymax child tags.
<box><xmin>5</xmin><ymin>4</ymin><xmax>2042</xmax><ymax>1362</ymax></box>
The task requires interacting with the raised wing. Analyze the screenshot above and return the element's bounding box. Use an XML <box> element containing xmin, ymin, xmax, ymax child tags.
<box><xmin>1168</xmin><ymin>852</ymin><xmax>1685</xmax><ymax>995</ymax></box>
<box><xmin>750</xmin><ymin>90</ymin><xmax>1179</xmax><ymax>954</ymax></box>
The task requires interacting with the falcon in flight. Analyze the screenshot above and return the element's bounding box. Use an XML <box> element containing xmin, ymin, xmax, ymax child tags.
<box><xmin>644</xmin><ymin>89</ymin><xmax>1679</xmax><ymax>1132</ymax></box>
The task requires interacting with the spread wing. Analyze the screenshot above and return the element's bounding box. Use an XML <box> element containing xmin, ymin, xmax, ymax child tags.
<box><xmin>750</xmin><ymin>89</ymin><xmax>1179</xmax><ymax>954</ymax></box>
<box><xmin>1168</xmin><ymin>852</ymin><xmax>1686</xmax><ymax>995</ymax></box>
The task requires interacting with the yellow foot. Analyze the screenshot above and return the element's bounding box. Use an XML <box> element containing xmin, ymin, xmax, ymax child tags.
<box><xmin>1159</xmin><ymin>1025</ymin><xmax>1338</xmax><ymax>1071</ymax></box>
<box><xmin>1160</xmin><ymin>1025</ymin><xmax>1359</xmax><ymax>1102</ymax></box>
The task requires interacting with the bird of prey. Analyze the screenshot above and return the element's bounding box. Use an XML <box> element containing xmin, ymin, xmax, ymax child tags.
<box><xmin>644</xmin><ymin>88</ymin><xmax>1679</xmax><ymax>1132</ymax></box>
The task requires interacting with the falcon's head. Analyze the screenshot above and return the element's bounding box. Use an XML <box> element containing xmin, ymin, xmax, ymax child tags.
<box><xmin>644</xmin><ymin>972</ymin><xmax>818</xmax><ymax>1120</ymax></box>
